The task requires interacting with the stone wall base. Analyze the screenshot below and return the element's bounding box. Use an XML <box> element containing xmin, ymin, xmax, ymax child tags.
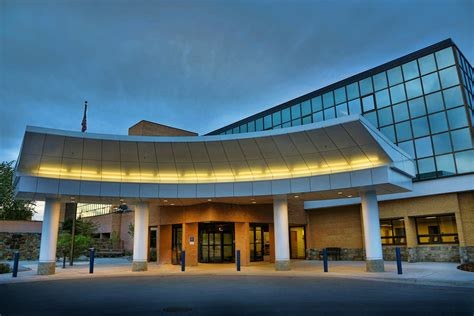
<box><xmin>307</xmin><ymin>245</ymin><xmax>465</xmax><ymax>263</ymax></box>
<box><xmin>366</xmin><ymin>259</ymin><xmax>384</xmax><ymax>272</ymax></box>
<box><xmin>37</xmin><ymin>262</ymin><xmax>56</xmax><ymax>275</ymax></box>
<box><xmin>275</xmin><ymin>260</ymin><xmax>291</xmax><ymax>271</ymax></box>
<box><xmin>459</xmin><ymin>246</ymin><xmax>474</xmax><ymax>264</ymax></box>
<box><xmin>131</xmin><ymin>261</ymin><xmax>148</xmax><ymax>272</ymax></box>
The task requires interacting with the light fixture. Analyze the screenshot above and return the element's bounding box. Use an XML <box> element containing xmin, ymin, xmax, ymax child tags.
<box><xmin>294</xmin><ymin>195</ymin><xmax>299</xmax><ymax>198</ymax></box>
<box><xmin>347</xmin><ymin>195</ymin><xmax>353</xmax><ymax>198</ymax></box>
<box><xmin>163</xmin><ymin>200</ymin><xmax>168</xmax><ymax>203</ymax></box>
<box><xmin>337</xmin><ymin>192</ymin><xmax>343</xmax><ymax>195</ymax></box>
<box><xmin>170</xmin><ymin>203</ymin><xmax>175</xmax><ymax>206</ymax></box>
<box><xmin>207</xmin><ymin>199</ymin><xmax>212</xmax><ymax>202</ymax></box>
<box><xmin>252</xmin><ymin>201</ymin><xmax>257</xmax><ymax>204</ymax></box>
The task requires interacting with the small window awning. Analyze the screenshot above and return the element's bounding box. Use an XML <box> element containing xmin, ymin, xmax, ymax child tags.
<box><xmin>14</xmin><ymin>115</ymin><xmax>415</xmax><ymax>203</ymax></box>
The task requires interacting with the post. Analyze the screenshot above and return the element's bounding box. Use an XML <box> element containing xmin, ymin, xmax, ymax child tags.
<box><xmin>323</xmin><ymin>248</ymin><xmax>328</xmax><ymax>273</ymax></box>
<box><xmin>12</xmin><ymin>252</ymin><xmax>19</xmax><ymax>278</ymax></box>
<box><xmin>396</xmin><ymin>247</ymin><xmax>403</xmax><ymax>275</ymax></box>
<box><xmin>89</xmin><ymin>248</ymin><xmax>95</xmax><ymax>274</ymax></box>
<box><xmin>237</xmin><ymin>250</ymin><xmax>241</xmax><ymax>272</ymax></box>
<box><xmin>132</xmin><ymin>202</ymin><xmax>150</xmax><ymax>272</ymax></box>
<box><xmin>360</xmin><ymin>190</ymin><xmax>384</xmax><ymax>272</ymax></box>
<box><xmin>181</xmin><ymin>250</ymin><xmax>186</xmax><ymax>272</ymax></box>
<box><xmin>62</xmin><ymin>252</ymin><xmax>67</xmax><ymax>269</ymax></box>
<box><xmin>69</xmin><ymin>203</ymin><xmax>77</xmax><ymax>266</ymax></box>
<box><xmin>38</xmin><ymin>198</ymin><xmax>61</xmax><ymax>275</ymax></box>
<box><xmin>273</xmin><ymin>196</ymin><xmax>290</xmax><ymax>271</ymax></box>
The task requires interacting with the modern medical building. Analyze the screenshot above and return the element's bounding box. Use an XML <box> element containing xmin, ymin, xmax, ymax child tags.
<box><xmin>13</xmin><ymin>38</ymin><xmax>473</xmax><ymax>275</ymax></box>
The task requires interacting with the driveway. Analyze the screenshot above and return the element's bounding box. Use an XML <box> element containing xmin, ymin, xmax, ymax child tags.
<box><xmin>0</xmin><ymin>274</ymin><xmax>472</xmax><ymax>315</ymax></box>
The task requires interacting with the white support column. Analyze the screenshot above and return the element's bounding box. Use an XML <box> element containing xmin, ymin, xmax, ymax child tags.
<box><xmin>273</xmin><ymin>195</ymin><xmax>290</xmax><ymax>271</ymax></box>
<box><xmin>360</xmin><ymin>190</ymin><xmax>384</xmax><ymax>272</ymax></box>
<box><xmin>38</xmin><ymin>198</ymin><xmax>61</xmax><ymax>275</ymax></box>
<box><xmin>132</xmin><ymin>202</ymin><xmax>149</xmax><ymax>271</ymax></box>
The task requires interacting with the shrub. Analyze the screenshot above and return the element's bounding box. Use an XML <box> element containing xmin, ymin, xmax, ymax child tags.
<box><xmin>0</xmin><ymin>263</ymin><xmax>11</xmax><ymax>274</ymax></box>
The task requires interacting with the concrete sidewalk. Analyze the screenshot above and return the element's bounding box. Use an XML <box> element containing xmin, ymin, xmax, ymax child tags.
<box><xmin>1</xmin><ymin>258</ymin><xmax>473</xmax><ymax>288</ymax></box>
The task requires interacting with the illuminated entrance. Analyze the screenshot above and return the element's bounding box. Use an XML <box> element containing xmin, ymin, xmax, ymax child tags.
<box><xmin>198</xmin><ymin>223</ymin><xmax>235</xmax><ymax>263</ymax></box>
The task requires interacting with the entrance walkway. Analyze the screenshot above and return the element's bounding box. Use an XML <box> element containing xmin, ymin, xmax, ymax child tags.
<box><xmin>1</xmin><ymin>258</ymin><xmax>473</xmax><ymax>288</ymax></box>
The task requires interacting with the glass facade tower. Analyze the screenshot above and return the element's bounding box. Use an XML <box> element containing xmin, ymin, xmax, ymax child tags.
<box><xmin>208</xmin><ymin>39</ymin><xmax>473</xmax><ymax>181</ymax></box>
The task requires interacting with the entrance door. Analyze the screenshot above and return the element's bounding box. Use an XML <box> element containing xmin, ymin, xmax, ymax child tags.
<box><xmin>199</xmin><ymin>223</ymin><xmax>235</xmax><ymax>263</ymax></box>
<box><xmin>171</xmin><ymin>224</ymin><xmax>182</xmax><ymax>265</ymax></box>
<box><xmin>289</xmin><ymin>226</ymin><xmax>306</xmax><ymax>259</ymax></box>
<box><xmin>249</xmin><ymin>224</ymin><xmax>270</xmax><ymax>262</ymax></box>
<box><xmin>149</xmin><ymin>226</ymin><xmax>157</xmax><ymax>262</ymax></box>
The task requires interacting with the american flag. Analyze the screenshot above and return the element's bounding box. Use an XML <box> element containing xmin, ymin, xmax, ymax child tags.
<box><xmin>81</xmin><ymin>101</ymin><xmax>87</xmax><ymax>132</ymax></box>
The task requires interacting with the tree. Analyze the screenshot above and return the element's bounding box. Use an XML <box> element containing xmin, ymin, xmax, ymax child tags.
<box><xmin>0</xmin><ymin>161</ymin><xmax>36</xmax><ymax>220</ymax></box>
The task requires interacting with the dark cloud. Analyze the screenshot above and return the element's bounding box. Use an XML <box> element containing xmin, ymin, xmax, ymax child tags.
<box><xmin>1</xmin><ymin>0</ymin><xmax>473</xmax><ymax>161</ymax></box>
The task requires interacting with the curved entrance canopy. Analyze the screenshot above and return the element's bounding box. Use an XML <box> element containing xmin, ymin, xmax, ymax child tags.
<box><xmin>14</xmin><ymin>115</ymin><xmax>415</xmax><ymax>203</ymax></box>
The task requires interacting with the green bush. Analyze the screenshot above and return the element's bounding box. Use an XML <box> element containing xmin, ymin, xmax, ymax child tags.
<box><xmin>57</xmin><ymin>233</ymin><xmax>94</xmax><ymax>259</ymax></box>
<box><xmin>0</xmin><ymin>263</ymin><xmax>11</xmax><ymax>274</ymax></box>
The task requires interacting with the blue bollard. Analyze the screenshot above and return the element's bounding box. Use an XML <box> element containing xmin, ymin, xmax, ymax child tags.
<box><xmin>323</xmin><ymin>248</ymin><xmax>328</xmax><ymax>272</ymax></box>
<box><xmin>395</xmin><ymin>247</ymin><xmax>403</xmax><ymax>275</ymax></box>
<box><xmin>237</xmin><ymin>250</ymin><xmax>241</xmax><ymax>272</ymax></box>
<box><xmin>12</xmin><ymin>252</ymin><xmax>20</xmax><ymax>278</ymax></box>
<box><xmin>181</xmin><ymin>251</ymin><xmax>186</xmax><ymax>272</ymax></box>
<box><xmin>89</xmin><ymin>248</ymin><xmax>95</xmax><ymax>274</ymax></box>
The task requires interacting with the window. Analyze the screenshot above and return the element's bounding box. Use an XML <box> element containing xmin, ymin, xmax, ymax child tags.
<box><xmin>334</xmin><ymin>87</ymin><xmax>347</xmax><ymax>104</ymax></box>
<box><xmin>412</xmin><ymin>116</ymin><xmax>430</xmax><ymax>138</ymax></box>
<box><xmin>248</xmin><ymin>121</ymin><xmax>255</xmax><ymax>132</ymax></box>
<box><xmin>380</xmin><ymin>218</ymin><xmax>406</xmax><ymax>245</ymax></box>
<box><xmin>417</xmin><ymin>157</ymin><xmax>436</xmax><ymax>178</ymax></box>
<box><xmin>323</xmin><ymin>91</ymin><xmax>335</xmax><ymax>108</ymax></box>
<box><xmin>455</xmin><ymin>150</ymin><xmax>474</xmax><ymax>173</ymax></box>
<box><xmin>348</xmin><ymin>98</ymin><xmax>361</xmax><ymax>114</ymax></box>
<box><xmin>398</xmin><ymin>140</ymin><xmax>415</xmax><ymax>158</ymax></box>
<box><xmin>443</xmin><ymin>86</ymin><xmax>464</xmax><ymax>109</ymax></box>
<box><xmin>408</xmin><ymin>97</ymin><xmax>426</xmax><ymax>118</ymax></box>
<box><xmin>312</xmin><ymin>111</ymin><xmax>323</xmax><ymax>123</ymax></box>
<box><xmin>336</xmin><ymin>103</ymin><xmax>348</xmax><ymax>117</ymax></box>
<box><xmin>393</xmin><ymin>102</ymin><xmax>409</xmax><ymax>122</ymax></box>
<box><xmin>378</xmin><ymin>107</ymin><xmax>393</xmax><ymax>126</ymax></box>
<box><xmin>387</xmin><ymin>66</ymin><xmax>403</xmax><ymax>86</ymax></box>
<box><xmin>418</xmin><ymin>54</ymin><xmax>437</xmax><ymax>75</ymax></box>
<box><xmin>402</xmin><ymin>60</ymin><xmax>419</xmax><ymax>81</ymax></box>
<box><xmin>359</xmin><ymin>77</ymin><xmax>373</xmax><ymax>96</ymax></box>
<box><xmin>451</xmin><ymin>128</ymin><xmax>472</xmax><ymax>151</ymax></box>
<box><xmin>375</xmin><ymin>89</ymin><xmax>390</xmax><ymax>108</ymax></box>
<box><xmin>302</xmin><ymin>115</ymin><xmax>312</xmax><ymax>124</ymax></box>
<box><xmin>405</xmin><ymin>78</ymin><xmax>423</xmax><ymax>99</ymax></box>
<box><xmin>272</xmin><ymin>111</ymin><xmax>282</xmax><ymax>126</ymax></box>
<box><xmin>396</xmin><ymin>121</ymin><xmax>412</xmax><ymax>142</ymax></box>
<box><xmin>422</xmin><ymin>73</ymin><xmax>441</xmax><ymax>94</ymax></box>
<box><xmin>435</xmin><ymin>47</ymin><xmax>455</xmax><ymax>69</ymax></box>
<box><xmin>436</xmin><ymin>154</ymin><xmax>456</xmax><ymax>176</ymax></box>
<box><xmin>312</xmin><ymin>96</ymin><xmax>322</xmax><ymax>112</ymax></box>
<box><xmin>324</xmin><ymin>107</ymin><xmax>335</xmax><ymax>120</ymax></box>
<box><xmin>428</xmin><ymin>112</ymin><xmax>448</xmax><ymax>133</ymax></box>
<box><xmin>362</xmin><ymin>95</ymin><xmax>375</xmax><ymax>112</ymax></box>
<box><xmin>292</xmin><ymin>118</ymin><xmax>301</xmax><ymax>126</ymax></box>
<box><xmin>390</xmin><ymin>84</ymin><xmax>406</xmax><ymax>104</ymax></box>
<box><xmin>301</xmin><ymin>100</ymin><xmax>312</xmax><ymax>117</ymax></box>
<box><xmin>414</xmin><ymin>136</ymin><xmax>433</xmax><ymax>158</ymax></box>
<box><xmin>291</xmin><ymin>104</ymin><xmax>301</xmax><ymax>119</ymax></box>
<box><xmin>282</xmin><ymin>108</ymin><xmax>291</xmax><ymax>123</ymax></box>
<box><xmin>264</xmin><ymin>114</ymin><xmax>272</xmax><ymax>129</ymax></box>
<box><xmin>432</xmin><ymin>132</ymin><xmax>452</xmax><ymax>155</ymax></box>
<box><xmin>447</xmin><ymin>107</ymin><xmax>468</xmax><ymax>129</ymax></box>
<box><xmin>415</xmin><ymin>215</ymin><xmax>459</xmax><ymax>244</ymax></box>
<box><xmin>255</xmin><ymin>118</ymin><xmax>263</xmax><ymax>131</ymax></box>
<box><xmin>240</xmin><ymin>124</ymin><xmax>248</xmax><ymax>133</ymax></box>
<box><xmin>373</xmin><ymin>72</ymin><xmax>388</xmax><ymax>91</ymax></box>
<box><xmin>346</xmin><ymin>82</ymin><xmax>359</xmax><ymax>100</ymax></box>
<box><xmin>364</xmin><ymin>111</ymin><xmax>378</xmax><ymax>127</ymax></box>
<box><xmin>425</xmin><ymin>92</ymin><xmax>445</xmax><ymax>113</ymax></box>
<box><xmin>380</xmin><ymin>125</ymin><xmax>396</xmax><ymax>142</ymax></box>
<box><xmin>439</xmin><ymin>66</ymin><xmax>459</xmax><ymax>89</ymax></box>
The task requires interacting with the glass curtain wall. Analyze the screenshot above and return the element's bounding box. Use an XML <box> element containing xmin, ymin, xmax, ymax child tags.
<box><xmin>215</xmin><ymin>45</ymin><xmax>473</xmax><ymax>181</ymax></box>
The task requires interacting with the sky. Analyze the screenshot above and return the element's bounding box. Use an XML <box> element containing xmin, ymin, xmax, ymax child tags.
<box><xmin>1</xmin><ymin>0</ymin><xmax>473</xmax><ymax>220</ymax></box>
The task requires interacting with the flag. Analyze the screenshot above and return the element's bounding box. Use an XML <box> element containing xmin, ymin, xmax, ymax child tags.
<box><xmin>81</xmin><ymin>101</ymin><xmax>87</xmax><ymax>132</ymax></box>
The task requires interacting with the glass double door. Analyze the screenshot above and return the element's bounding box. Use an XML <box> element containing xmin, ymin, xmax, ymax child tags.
<box><xmin>249</xmin><ymin>224</ymin><xmax>270</xmax><ymax>262</ymax></box>
<box><xmin>199</xmin><ymin>223</ymin><xmax>234</xmax><ymax>263</ymax></box>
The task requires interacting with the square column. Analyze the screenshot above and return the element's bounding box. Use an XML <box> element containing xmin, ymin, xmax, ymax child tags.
<box><xmin>182</xmin><ymin>223</ymin><xmax>198</xmax><ymax>266</ymax></box>
<box><xmin>38</xmin><ymin>198</ymin><xmax>61</xmax><ymax>275</ymax></box>
<box><xmin>235</xmin><ymin>222</ymin><xmax>250</xmax><ymax>266</ymax></box>
<box><xmin>132</xmin><ymin>202</ymin><xmax>149</xmax><ymax>271</ymax></box>
<box><xmin>273</xmin><ymin>196</ymin><xmax>290</xmax><ymax>271</ymax></box>
<box><xmin>360</xmin><ymin>190</ymin><xmax>384</xmax><ymax>272</ymax></box>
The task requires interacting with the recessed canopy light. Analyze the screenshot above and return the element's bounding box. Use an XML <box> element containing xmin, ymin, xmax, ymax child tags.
<box><xmin>337</xmin><ymin>192</ymin><xmax>343</xmax><ymax>195</ymax></box>
<box><xmin>294</xmin><ymin>195</ymin><xmax>299</xmax><ymax>198</ymax></box>
<box><xmin>207</xmin><ymin>199</ymin><xmax>212</xmax><ymax>202</ymax></box>
<box><xmin>347</xmin><ymin>195</ymin><xmax>353</xmax><ymax>198</ymax></box>
<box><xmin>170</xmin><ymin>203</ymin><xmax>175</xmax><ymax>206</ymax></box>
<box><xmin>252</xmin><ymin>201</ymin><xmax>257</xmax><ymax>204</ymax></box>
<box><xmin>163</xmin><ymin>200</ymin><xmax>168</xmax><ymax>203</ymax></box>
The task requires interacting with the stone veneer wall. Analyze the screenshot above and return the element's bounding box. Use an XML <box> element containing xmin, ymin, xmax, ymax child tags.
<box><xmin>306</xmin><ymin>248</ymin><xmax>365</xmax><ymax>261</ymax></box>
<box><xmin>0</xmin><ymin>232</ymin><xmax>41</xmax><ymax>260</ymax></box>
